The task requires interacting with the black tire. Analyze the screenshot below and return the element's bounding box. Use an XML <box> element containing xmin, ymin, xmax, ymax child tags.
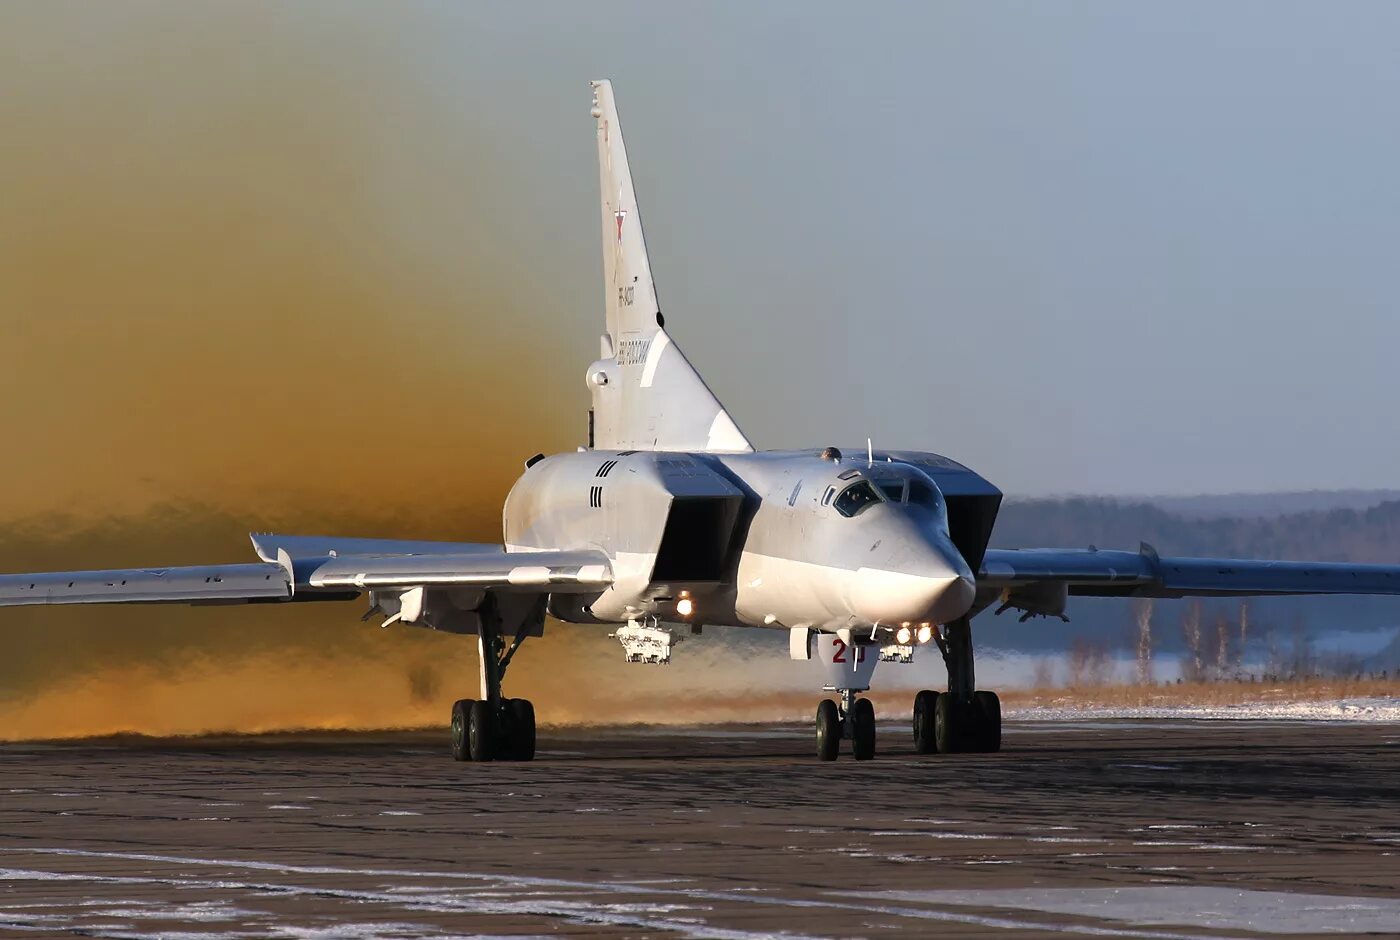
<box><xmin>973</xmin><ymin>690</ymin><xmax>1002</xmax><ymax>753</ymax></box>
<box><xmin>934</xmin><ymin>692</ymin><xmax>961</xmax><ymax>754</ymax></box>
<box><xmin>816</xmin><ymin>699</ymin><xmax>841</xmax><ymax>761</ymax></box>
<box><xmin>450</xmin><ymin>699</ymin><xmax>473</xmax><ymax>761</ymax></box>
<box><xmin>912</xmin><ymin>690</ymin><xmax>939</xmax><ymax>754</ymax></box>
<box><xmin>507</xmin><ymin>698</ymin><xmax>537</xmax><ymax>761</ymax></box>
<box><xmin>851</xmin><ymin>698</ymin><xmax>876</xmax><ymax>761</ymax></box>
<box><xmin>468</xmin><ymin>699</ymin><xmax>495</xmax><ymax>762</ymax></box>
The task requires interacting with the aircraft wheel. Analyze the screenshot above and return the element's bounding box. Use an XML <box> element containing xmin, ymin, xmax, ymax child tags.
<box><xmin>851</xmin><ymin>698</ymin><xmax>876</xmax><ymax>761</ymax></box>
<box><xmin>912</xmin><ymin>690</ymin><xmax>939</xmax><ymax>754</ymax></box>
<box><xmin>468</xmin><ymin>700</ymin><xmax>495</xmax><ymax>762</ymax></box>
<box><xmin>815</xmin><ymin>699</ymin><xmax>841</xmax><ymax>761</ymax></box>
<box><xmin>450</xmin><ymin>699</ymin><xmax>474</xmax><ymax>761</ymax></box>
<box><xmin>973</xmin><ymin>690</ymin><xmax>1002</xmax><ymax>753</ymax></box>
<box><xmin>507</xmin><ymin>698</ymin><xmax>537</xmax><ymax>761</ymax></box>
<box><xmin>934</xmin><ymin>692</ymin><xmax>962</xmax><ymax>754</ymax></box>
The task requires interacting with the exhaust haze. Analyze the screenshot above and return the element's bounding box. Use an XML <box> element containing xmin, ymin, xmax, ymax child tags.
<box><xmin>0</xmin><ymin>5</ymin><xmax>593</xmax><ymax>738</ymax></box>
<box><xmin>0</xmin><ymin>5</ymin><xmax>580</xmax><ymax>519</ymax></box>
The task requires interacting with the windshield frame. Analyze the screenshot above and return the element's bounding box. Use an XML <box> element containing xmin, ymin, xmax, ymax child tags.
<box><xmin>833</xmin><ymin>479</ymin><xmax>884</xmax><ymax>518</ymax></box>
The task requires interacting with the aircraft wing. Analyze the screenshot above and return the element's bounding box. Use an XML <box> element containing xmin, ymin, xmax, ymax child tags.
<box><xmin>980</xmin><ymin>543</ymin><xmax>1400</xmax><ymax>600</ymax></box>
<box><xmin>0</xmin><ymin>563</ymin><xmax>294</xmax><ymax>607</ymax></box>
<box><xmin>0</xmin><ymin>533</ymin><xmax>612</xmax><ymax>608</ymax></box>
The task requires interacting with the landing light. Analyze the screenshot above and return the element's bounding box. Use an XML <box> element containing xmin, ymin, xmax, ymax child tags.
<box><xmin>916</xmin><ymin>624</ymin><xmax>933</xmax><ymax>645</ymax></box>
<box><xmin>676</xmin><ymin>597</ymin><xmax>694</xmax><ymax>618</ymax></box>
<box><xmin>895</xmin><ymin>625</ymin><xmax>912</xmax><ymax>645</ymax></box>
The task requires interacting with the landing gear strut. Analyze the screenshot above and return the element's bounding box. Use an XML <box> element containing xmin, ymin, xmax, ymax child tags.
<box><xmin>449</xmin><ymin>594</ymin><xmax>542</xmax><ymax>762</ymax></box>
<box><xmin>815</xmin><ymin>688</ymin><xmax>877</xmax><ymax>762</ymax></box>
<box><xmin>912</xmin><ymin>616</ymin><xmax>1001</xmax><ymax>754</ymax></box>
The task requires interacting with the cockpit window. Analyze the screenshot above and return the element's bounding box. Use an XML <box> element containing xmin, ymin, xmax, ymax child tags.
<box><xmin>908</xmin><ymin>478</ymin><xmax>941</xmax><ymax>510</ymax></box>
<box><xmin>834</xmin><ymin>480</ymin><xmax>883</xmax><ymax>517</ymax></box>
<box><xmin>875</xmin><ymin>480</ymin><xmax>906</xmax><ymax>503</ymax></box>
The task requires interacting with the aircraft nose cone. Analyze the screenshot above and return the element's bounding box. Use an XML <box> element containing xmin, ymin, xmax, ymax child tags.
<box><xmin>850</xmin><ymin>563</ymin><xmax>977</xmax><ymax>626</ymax></box>
<box><xmin>935</xmin><ymin>574</ymin><xmax>977</xmax><ymax>623</ymax></box>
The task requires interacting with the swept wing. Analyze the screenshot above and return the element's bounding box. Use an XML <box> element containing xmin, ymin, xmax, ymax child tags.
<box><xmin>0</xmin><ymin>533</ymin><xmax>611</xmax><ymax>608</ymax></box>
<box><xmin>980</xmin><ymin>543</ymin><xmax>1400</xmax><ymax>599</ymax></box>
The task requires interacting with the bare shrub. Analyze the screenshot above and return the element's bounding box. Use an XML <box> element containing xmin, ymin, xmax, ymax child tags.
<box><xmin>1181</xmin><ymin>601</ymin><xmax>1204</xmax><ymax>682</ymax></box>
<box><xmin>1031</xmin><ymin>657</ymin><xmax>1055</xmax><ymax>690</ymax></box>
<box><xmin>1067</xmin><ymin>637</ymin><xmax>1112</xmax><ymax>688</ymax></box>
<box><xmin>1134</xmin><ymin>598</ymin><xmax>1154</xmax><ymax>686</ymax></box>
<box><xmin>1214</xmin><ymin>613</ymin><xmax>1231</xmax><ymax>678</ymax></box>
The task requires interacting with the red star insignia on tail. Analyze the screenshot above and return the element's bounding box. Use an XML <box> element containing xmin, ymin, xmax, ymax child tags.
<box><xmin>615</xmin><ymin>208</ymin><xmax>627</xmax><ymax>241</ymax></box>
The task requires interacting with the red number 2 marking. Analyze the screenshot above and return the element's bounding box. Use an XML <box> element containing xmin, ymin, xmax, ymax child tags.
<box><xmin>832</xmin><ymin>639</ymin><xmax>866</xmax><ymax>665</ymax></box>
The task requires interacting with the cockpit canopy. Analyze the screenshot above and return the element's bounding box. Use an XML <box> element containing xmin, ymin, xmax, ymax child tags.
<box><xmin>822</xmin><ymin>466</ymin><xmax>948</xmax><ymax>524</ymax></box>
<box><xmin>833</xmin><ymin>479</ymin><xmax>881</xmax><ymax>517</ymax></box>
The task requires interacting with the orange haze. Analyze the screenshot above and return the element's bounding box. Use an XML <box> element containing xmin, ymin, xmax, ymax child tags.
<box><xmin>0</xmin><ymin>6</ymin><xmax>648</xmax><ymax>739</ymax></box>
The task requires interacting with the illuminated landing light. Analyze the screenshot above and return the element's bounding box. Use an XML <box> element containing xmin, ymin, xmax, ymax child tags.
<box><xmin>916</xmin><ymin>623</ymin><xmax>933</xmax><ymax>645</ymax></box>
<box><xmin>676</xmin><ymin>597</ymin><xmax>694</xmax><ymax>618</ymax></box>
<box><xmin>896</xmin><ymin>625</ymin><xmax>912</xmax><ymax>645</ymax></box>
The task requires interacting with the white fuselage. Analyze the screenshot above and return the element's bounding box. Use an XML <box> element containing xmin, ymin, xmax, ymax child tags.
<box><xmin>503</xmin><ymin>449</ymin><xmax>976</xmax><ymax>635</ymax></box>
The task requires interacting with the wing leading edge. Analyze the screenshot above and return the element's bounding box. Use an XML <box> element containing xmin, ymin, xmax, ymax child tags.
<box><xmin>981</xmin><ymin>543</ymin><xmax>1400</xmax><ymax>599</ymax></box>
<box><xmin>0</xmin><ymin>563</ymin><xmax>292</xmax><ymax>607</ymax></box>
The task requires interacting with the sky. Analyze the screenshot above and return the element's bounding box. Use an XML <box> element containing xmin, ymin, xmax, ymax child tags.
<box><xmin>4</xmin><ymin>2</ymin><xmax>1400</xmax><ymax>513</ymax></box>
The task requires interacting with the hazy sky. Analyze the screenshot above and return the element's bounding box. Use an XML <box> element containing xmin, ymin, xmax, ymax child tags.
<box><xmin>5</xmin><ymin>1</ymin><xmax>1400</xmax><ymax>507</ymax></box>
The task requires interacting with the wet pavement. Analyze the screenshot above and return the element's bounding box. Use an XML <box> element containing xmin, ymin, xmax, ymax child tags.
<box><xmin>1</xmin><ymin>719</ymin><xmax>1398</xmax><ymax>937</ymax></box>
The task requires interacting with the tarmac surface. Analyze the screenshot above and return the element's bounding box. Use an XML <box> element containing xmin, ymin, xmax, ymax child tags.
<box><xmin>1</xmin><ymin>719</ymin><xmax>1399</xmax><ymax>938</ymax></box>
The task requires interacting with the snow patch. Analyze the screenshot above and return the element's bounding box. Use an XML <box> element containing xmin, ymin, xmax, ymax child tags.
<box><xmin>1010</xmin><ymin>697</ymin><xmax>1400</xmax><ymax>722</ymax></box>
<box><xmin>854</xmin><ymin>886</ymin><xmax>1400</xmax><ymax>935</ymax></box>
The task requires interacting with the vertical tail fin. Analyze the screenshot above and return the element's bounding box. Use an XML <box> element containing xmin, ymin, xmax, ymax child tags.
<box><xmin>587</xmin><ymin>80</ymin><xmax>752</xmax><ymax>453</ymax></box>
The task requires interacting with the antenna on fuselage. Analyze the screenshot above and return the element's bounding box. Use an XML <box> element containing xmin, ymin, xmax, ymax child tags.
<box><xmin>867</xmin><ymin>438</ymin><xmax>874</xmax><ymax>468</ymax></box>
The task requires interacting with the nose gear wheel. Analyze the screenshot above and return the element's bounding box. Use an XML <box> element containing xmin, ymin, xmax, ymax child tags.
<box><xmin>814</xmin><ymin>689</ymin><xmax>878</xmax><ymax>761</ymax></box>
<box><xmin>815</xmin><ymin>699</ymin><xmax>841</xmax><ymax>761</ymax></box>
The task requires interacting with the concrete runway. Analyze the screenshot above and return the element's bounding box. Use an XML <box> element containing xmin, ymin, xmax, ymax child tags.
<box><xmin>1</xmin><ymin>719</ymin><xmax>1399</xmax><ymax>938</ymax></box>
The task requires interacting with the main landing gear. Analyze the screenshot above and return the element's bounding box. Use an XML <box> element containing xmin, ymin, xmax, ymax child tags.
<box><xmin>912</xmin><ymin>616</ymin><xmax>1001</xmax><ymax>754</ymax></box>
<box><xmin>815</xmin><ymin>689</ymin><xmax>877</xmax><ymax>762</ymax></box>
<box><xmin>449</xmin><ymin>595</ymin><xmax>542</xmax><ymax>762</ymax></box>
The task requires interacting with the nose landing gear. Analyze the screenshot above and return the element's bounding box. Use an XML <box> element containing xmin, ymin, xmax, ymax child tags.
<box><xmin>800</xmin><ymin>630</ymin><xmax>881</xmax><ymax>761</ymax></box>
<box><xmin>815</xmin><ymin>688</ymin><xmax>877</xmax><ymax>761</ymax></box>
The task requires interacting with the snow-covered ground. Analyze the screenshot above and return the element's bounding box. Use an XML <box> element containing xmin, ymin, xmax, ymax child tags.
<box><xmin>1008</xmin><ymin>697</ymin><xmax>1400</xmax><ymax>722</ymax></box>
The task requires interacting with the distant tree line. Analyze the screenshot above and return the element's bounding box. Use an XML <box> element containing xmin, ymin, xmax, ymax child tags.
<box><xmin>1032</xmin><ymin>596</ymin><xmax>1393</xmax><ymax>689</ymax></box>
<box><xmin>992</xmin><ymin>497</ymin><xmax>1400</xmax><ymax>564</ymax></box>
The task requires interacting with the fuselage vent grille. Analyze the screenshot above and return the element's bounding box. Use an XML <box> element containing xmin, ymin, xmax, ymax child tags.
<box><xmin>589</xmin><ymin>485</ymin><xmax>603</xmax><ymax>508</ymax></box>
<box><xmin>659</xmin><ymin>456</ymin><xmax>700</xmax><ymax>478</ymax></box>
